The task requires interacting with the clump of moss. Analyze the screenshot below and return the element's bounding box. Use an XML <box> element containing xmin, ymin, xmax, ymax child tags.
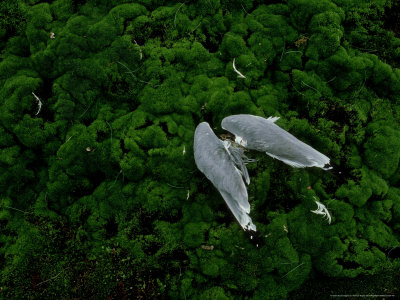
<box><xmin>1</xmin><ymin>0</ymin><xmax>400</xmax><ymax>299</ymax></box>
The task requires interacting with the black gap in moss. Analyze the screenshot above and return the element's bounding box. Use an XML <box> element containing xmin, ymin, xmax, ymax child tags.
<box><xmin>120</xmin><ymin>138</ymin><xmax>128</xmax><ymax>154</ymax></box>
<box><xmin>71</xmin><ymin>0</ymin><xmax>86</xmax><ymax>13</ymax></box>
<box><xmin>159</xmin><ymin>121</ymin><xmax>173</xmax><ymax>138</ymax></box>
<box><xmin>105</xmin><ymin>217</ymin><xmax>118</xmax><ymax>239</ymax></box>
<box><xmin>0</xmin><ymin>1</ymin><xmax>27</xmax><ymax>41</ymax></box>
<box><xmin>336</xmin><ymin>258</ymin><xmax>360</xmax><ymax>270</ymax></box>
<box><xmin>387</xmin><ymin>246</ymin><xmax>400</xmax><ymax>260</ymax></box>
<box><xmin>290</xmin><ymin>270</ymin><xmax>400</xmax><ymax>299</ymax></box>
<box><xmin>203</xmin><ymin>34</ymin><xmax>222</xmax><ymax>53</ymax></box>
<box><xmin>79</xmin><ymin>209</ymin><xmax>91</xmax><ymax>225</ymax></box>
<box><xmin>384</xmin><ymin>1</ymin><xmax>400</xmax><ymax>36</ymax></box>
<box><xmin>70</xmin><ymin>173</ymin><xmax>105</xmax><ymax>199</ymax></box>
<box><xmin>35</xmin><ymin>78</ymin><xmax>54</xmax><ymax>122</ymax></box>
<box><xmin>201</xmin><ymin>108</ymin><xmax>213</xmax><ymax>126</ymax></box>
<box><xmin>96</xmin><ymin>130</ymin><xmax>107</xmax><ymax>143</ymax></box>
<box><xmin>137</xmin><ymin>209</ymin><xmax>155</xmax><ymax>236</ymax></box>
<box><xmin>323</xmin><ymin>102</ymin><xmax>351</xmax><ymax>126</ymax></box>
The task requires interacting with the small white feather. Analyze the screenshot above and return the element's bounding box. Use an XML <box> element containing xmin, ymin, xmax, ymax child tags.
<box><xmin>32</xmin><ymin>92</ymin><xmax>42</xmax><ymax>115</ymax></box>
<box><xmin>310</xmin><ymin>200</ymin><xmax>331</xmax><ymax>224</ymax></box>
<box><xmin>267</xmin><ymin>116</ymin><xmax>280</xmax><ymax>123</ymax></box>
<box><xmin>232</xmin><ymin>58</ymin><xmax>246</xmax><ymax>79</ymax></box>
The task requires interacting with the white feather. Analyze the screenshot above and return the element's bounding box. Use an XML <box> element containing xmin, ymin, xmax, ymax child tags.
<box><xmin>310</xmin><ymin>200</ymin><xmax>332</xmax><ymax>224</ymax></box>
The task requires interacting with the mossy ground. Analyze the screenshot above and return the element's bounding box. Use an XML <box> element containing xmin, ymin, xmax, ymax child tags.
<box><xmin>0</xmin><ymin>0</ymin><xmax>400</xmax><ymax>299</ymax></box>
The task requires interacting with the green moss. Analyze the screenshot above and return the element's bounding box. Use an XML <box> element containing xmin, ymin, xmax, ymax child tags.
<box><xmin>1</xmin><ymin>0</ymin><xmax>400</xmax><ymax>298</ymax></box>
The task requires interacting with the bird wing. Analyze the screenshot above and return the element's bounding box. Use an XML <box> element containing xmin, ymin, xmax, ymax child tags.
<box><xmin>194</xmin><ymin>122</ymin><xmax>256</xmax><ymax>231</ymax></box>
<box><xmin>221</xmin><ymin>114</ymin><xmax>331</xmax><ymax>169</ymax></box>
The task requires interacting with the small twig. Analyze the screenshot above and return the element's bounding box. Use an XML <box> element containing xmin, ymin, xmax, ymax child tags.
<box><xmin>284</xmin><ymin>50</ymin><xmax>302</xmax><ymax>54</ymax></box>
<box><xmin>324</xmin><ymin>76</ymin><xmax>337</xmax><ymax>84</ymax></box>
<box><xmin>37</xmin><ymin>268</ymin><xmax>65</xmax><ymax>286</ymax></box>
<box><xmin>301</xmin><ymin>80</ymin><xmax>321</xmax><ymax>95</ymax></box>
<box><xmin>133</xmin><ymin>40</ymin><xmax>143</xmax><ymax>60</ymax></box>
<box><xmin>79</xmin><ymin>105</ymin><xmax>91</xmax><ymax>118</ymax></box>
<box><xmin>117</xmin><ymin>61</ymin><xmax>160</xmax><ymax>87</ymax></box>
<box><xmin>353</xmin><ymin>70</ymin><xmax>367</xmax><ymax>98</ymax></box>
<box><xmin>291</xmin><ymin>81</ymin><xmax>305</xmax><ymax>96</ymax></box>
<box><xmin>4</xmin><ymin>206</ymin><xmax>33</xmax><ymax>214</ymax></box>
<box><xmin>117</xmin><ymin>60</ymin><xmax>142</xmax><ymax>74</ymax></box>
<box><xmin>281</xmin><ymin>262</ymin><xmax>304</xmax><ymax>278</ymax></box>
<box><xmin>112</xmin><ymin>170</ymin><xmax>123</xmax><ymax>186</ymax></box>
<box><xmin>106</xmin><ymin>121</ymin><xmax>113</xmax><ymax>146</ymax></box>
<box><xmin>387</xmin><ymin>246</ymin><xmax>399</xmax><ymax>258</ymax></box>
<box><xmin>240</xmin><ymin>3</ymin><xmax>252</xmax><ymax>16</ymax></box>
<box><xmin>351</xmin><ymin>45</ymin><xmax>377</xmax><ymax>52</ymax></box>
<box><xmin>65</xmin><ymin>135</ymin><xmax>74</xmax><ymax>143</ymax></box>
<box><xmin>232</xmin><ymin>58</ymin><xmax>246</xmax><ymax>78</ymax></box>
<box><xmin>174</xmin><ymin>3</ymin><xmax>185</xmax><ymax>28</ymax></box>
<box><xmin>280</xmin><ymin>40</ymin><xmax>286</xmax><ymax>61</ymax></box>
<box><xmin>191</xmin><ymin>21</ymin><xmax>202</xmax><ymax>32</ymax></box>
<box><xmin>167</xmin><ymin>183</ymin><xmax>185</xmax><ymax>189</ymax></box>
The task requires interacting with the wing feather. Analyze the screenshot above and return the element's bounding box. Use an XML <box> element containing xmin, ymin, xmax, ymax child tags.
<box><xmin>194</xmin><ymin>122</ymin><xmax>256</xmax><ymax>231</ymax></box>
<box><xmin>222</xmin><ymin>114</ymin><xmax>331</xmax><ymax>169</ymax></box>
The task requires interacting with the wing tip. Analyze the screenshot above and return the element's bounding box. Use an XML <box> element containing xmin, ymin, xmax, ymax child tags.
<box><xmin>267</xmin><ymin>116</ymin><xmax>280</xmax><ymax>123</ymax></box>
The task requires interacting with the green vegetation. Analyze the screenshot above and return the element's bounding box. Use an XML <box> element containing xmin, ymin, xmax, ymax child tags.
<box><xmin>1</xmin><ymin>0</ymin><xmax>400</xmax><ymax>298</ymax></box>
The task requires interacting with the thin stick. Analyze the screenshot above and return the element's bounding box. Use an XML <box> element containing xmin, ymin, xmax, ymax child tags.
<box><xmin>351</xmin><ymin>45</ymin><xmax>377</xmax><ymax>52</ymax></box>
<box><xmin>354</xmin><ymin>70</ymin><xmax>367</xmax><ymax>98</ymax></box>
<box><xmin>4</xmin><ymin>206</ymin><xmax>33</xmax><ymax>214</ymax></box>
<box><xmin>117</xmin><ymin>60</ymin><xmax>141</xmax><ymax>74</ymax></box>
<box><xmin>301</xmin><ymin>80</ymin><xmax>321</xmax><ymax>95</ymax></box>
<box><xmin>167</xmin><ymin>183</ymin><xmax>185</xmax><ymax>189</ymax></box>
<box><xmin>112</xmin><ymin>170</ymin><xmax>122</xmax><ymax>186</ymax></box>
<box><xmin>241</xmin><ymin>3</ymin><xmax>252</xmax><ymax>16</ymax></box>
<box><xmin>284</xmin><ymin>50</ymin><xmax>302</xmax><ymax>54</ymax></box>
<box><xmin>387</xmin><ymin>246</ymin><xmax>399</xmax><ymax>257</ymax></box>
<box><xmin>280</xmin><ymin>40</ymin><xmax>286</xmax><ymax>61</ymax></box>
<box><xmin>106</xmin><ymin>120</ymin><xmax>112</xmax><ymax>146</ymax></box>
<box><xmin>65</xmin><ymin>135</ymin><xmax>74</xmax><ymax>143</ymax></box>
<box><xmin>325</xmin><ymin>76</ymin><xmax>336</xmax><ymax>84</ymax></box>
<box><xmin>191</xmin><ymin>21</ymin><xmax>202</xmax><ymax>32</ymax></box>
<box><xmin>117</xmin><ymin>61</ymin><xmax>159</xmax><ymax>87</ymax></box>
<box><xmin>79</xmin><ymin>104</ymin><xmax>91</xmax><ymax>118</ymax></box>
<box><xmin>281</xmin><ymin>262</ymin><xmax>304</xmax><ymax>278</ymax></box>
<box><xmin>291</xmin><ymin>81</ymin><xmax>305</xmax><ymax>96</ymax></box>
<box><xmin>174</xmin><ymin>3</ymin><xmax>185</xmax><ymax>28</ymax></box>
<box><xmin>37</xmin><ymin>269</ymin><xmax>65</xmax><ymax>286</ymax></box>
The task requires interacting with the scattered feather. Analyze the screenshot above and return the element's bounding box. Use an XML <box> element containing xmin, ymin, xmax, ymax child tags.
<box><xmin>201</xmin><ymin>245</ymin><xmax>214</xmax><ymax>250</ymax></box>
<box><xmin>232</xmin><ymin>58</ymin><xmax>246</xmax><ymax>78</ymax></box>
<box><xmin>134</xmin><ymin>39</ymin><xmax>143</xmax><ymax>60</ymax></box>
<box><xmin>32</xmin><ymin>92</ymin><xmax>42</xmax><ymax>115</ymax></box>
<box><xmin>311</xmin><ymin>200</ymin><xmax>332</xmax><ymax>224</ymax></box>
<box><xmin>267</xmin><ymin>116</ymin><xmax>280</xmax><ymax>123</ymax></box>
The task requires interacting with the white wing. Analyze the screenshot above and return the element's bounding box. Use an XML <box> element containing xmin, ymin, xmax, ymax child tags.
<box><xmin>194</xmin><ymin>122</ymin><xmax>256</xmax><ymax>231</ymax></box>
<box><xmin>221</xmin><ymin>114</ymin><xmax>331</xmax><ymax>170</ymax></box>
